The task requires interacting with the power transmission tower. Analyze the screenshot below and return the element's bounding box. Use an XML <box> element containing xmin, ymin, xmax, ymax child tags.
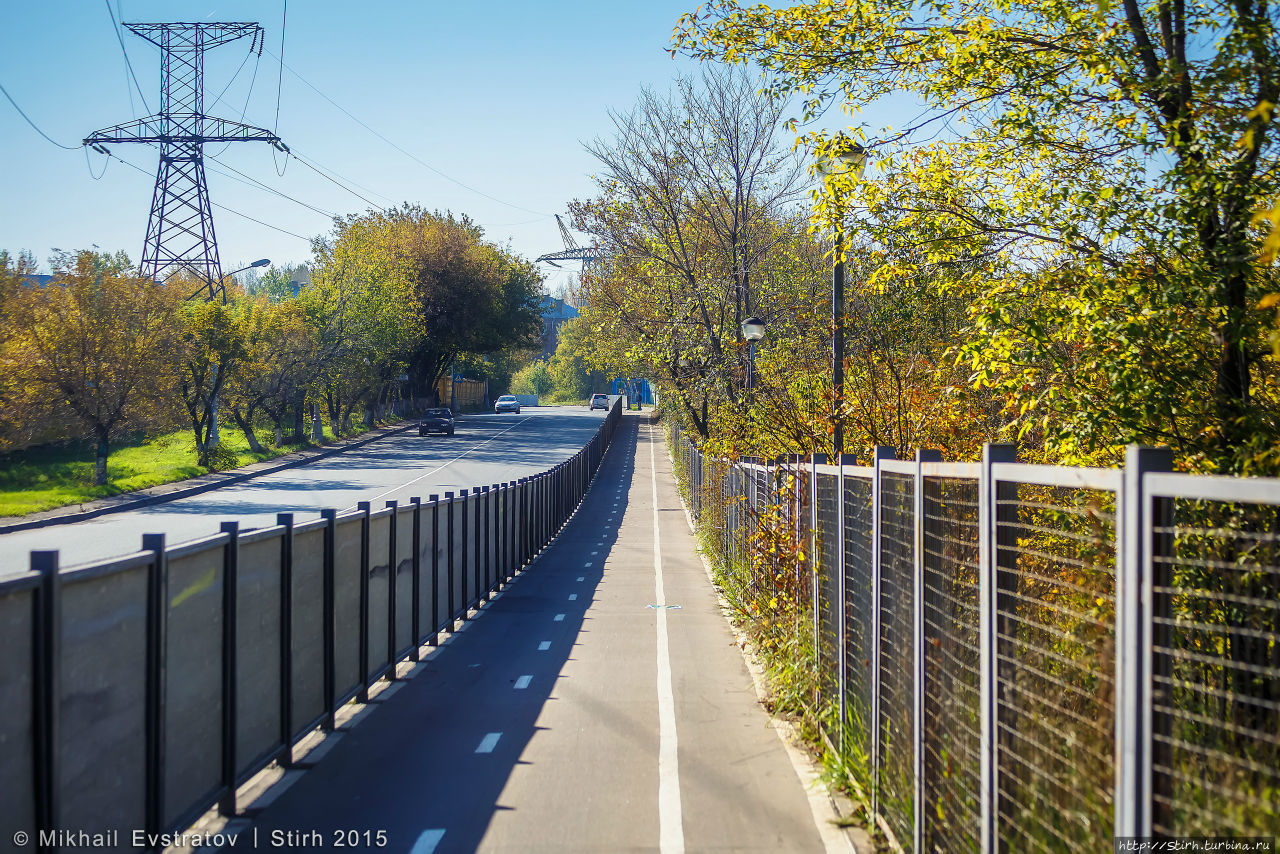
<box><xmin>536</xmin><ymin>215</ymin><xmax>604</xmax><ymax>309</ymax></box>
<box><xmin>85</xmin><ymin>22</ymin><xmax>284</xmax><ymax>301</ymax></box>
<box><xmin>536</xmin><ymin>214</ymin><xmax>603</xmax><ymax>269</ymax></box>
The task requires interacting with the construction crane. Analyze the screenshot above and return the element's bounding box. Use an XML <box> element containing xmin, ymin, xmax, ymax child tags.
<box><xmin>535</xmin><ymin>215</ymin><xmax>603</xmax><ymax>270</ymax></box>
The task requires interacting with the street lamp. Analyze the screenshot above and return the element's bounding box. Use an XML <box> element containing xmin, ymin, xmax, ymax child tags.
<box><xmin>816</xmin><ymin>136</ymin><xmax>868</xmax><ymax>457</ymax></box>
<box><xmin>741</xmin><ymin>315</ymin><xmax>766</xmax><ymax>399</ymax></box>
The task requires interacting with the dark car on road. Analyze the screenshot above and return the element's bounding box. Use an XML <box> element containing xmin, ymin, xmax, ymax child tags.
<box><xmin>494</xmin><ymin>395</ymin><xmax>521</xmax><ymax>414</ymax></box>
<box><xmin>418</xmin><ymin>407</ymin><xmax>455</xmax><ymax>436</ymax></box>
<box><xmin>590</xmin><ymin>393</ymin><xmax>610</xmax><ymax>410</ymax></box>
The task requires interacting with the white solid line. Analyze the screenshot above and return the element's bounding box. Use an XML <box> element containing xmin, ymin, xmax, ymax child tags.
<box><xmin>409</xmin><ymin>829</ymin><xmax>446</xmax><ymax>854</ymax></box>
<box><xmin>649</xmin><ymin>421</ymin><xmax>684</xmax><ymax>853</ymax></box>
<box><xmin>475</xmin><ymin>733</ymin><xmax>502</xmax><ymax>753</ymax></box>
<box><xmin>514</xmin><ymin>675</ymin><xmax>532</xmax><ymax>690</ymax></box>
<box><xmin>538</xmin><ymin>640</ymin><xmax>552</xmax><ymax>650</ymax></box>
<box><xmin>568</xmin><ymin>593</ymin><xmax>578</xmax><ymax>601</ymax></box>
<box><xmin>554</xmin><ymin>613</ymin><xmax>565</xmax><ymax>621</ymax></box>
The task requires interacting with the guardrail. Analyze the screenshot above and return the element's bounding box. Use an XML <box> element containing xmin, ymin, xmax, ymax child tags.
<box><xmin>673</xmin><ymin>427</ymin><xmax>1279</xmax><ymax>852</ymax></box>
<box><xmin>2</xmin><ymin>398</ymin><xmax>621</xmax><ymax>852</ymax></box>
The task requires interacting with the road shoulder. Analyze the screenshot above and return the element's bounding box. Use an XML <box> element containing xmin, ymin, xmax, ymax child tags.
<box><xmin>0</xmin><ymin>421</ymin><xmax>414</xmax><ymax>535</ymax></box>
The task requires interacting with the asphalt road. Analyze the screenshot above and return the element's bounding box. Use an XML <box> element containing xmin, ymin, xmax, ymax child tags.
<box><xmin>222</xmin><ymin>413</ymin><xmax>837</xmax><ymax>854</ymax></box>
<box><xmin>0</xmin><ymin>406</ymin><xmax>607</xmax><ymax>573</ymax></box>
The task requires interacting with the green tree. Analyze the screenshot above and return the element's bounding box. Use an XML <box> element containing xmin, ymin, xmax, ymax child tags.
<box><xmin>548</xmin><ymin>317</ymin><xmax>605</xmax><ymax>402</ymax></box>
<box><xmin>571</xmin><ymin>65</ymin><xmax>813</xmax><ymax>442</ymax></box>
<box><xmin>675</xmin><ymin>0</ymin><xmax>1280</xmax><ymax>471</ymax></box>
<box><xmin>0</xmin><ymin>250</ymin><xmax>181</xmax><ymax>483</ymax></box>
<box><xmin>222</xmin><ymin>295</ymin><xmax>315</xmax><ymax>451</ymax></box>
<box><xmin>173</xmin><ymin>293</ymin><xmax>248</xmax><ymax>467</ymax></box>
<box><xmin>510</xmin><ymin>359</ymin><xmax>554</xmax><ymax>397</ymax></box>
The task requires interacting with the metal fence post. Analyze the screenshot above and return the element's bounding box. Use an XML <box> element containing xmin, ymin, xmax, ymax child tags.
<box><xmin>459</xmin><ymin>490</ymin><xmax>470</xmax><ymax>618</ymax></box>
<box><xmin>219</xmin><ymin>521</ymin><xmax>239</xmax><ymax>816</ymax></box>
<box><xmin>445</xmin><ymin>492</ymin><xmax>456</xmax><ymax>626</ymax></box>
<box><xmin>320</xmin><ymin>509</ymin><xmax>337</xmax><ymax>731</ymax></box>
<box><xmin>979</xmin><ymin>444</ymin><xmax>1017</xmax><ymax>852</ymax></box>
<box><xmin>275</xmin><ymin>513</ymin><xmax>294</xmax><ymax>763</ymax></box>
<box><xmin>1117</xmin><ymin>445</ymin><xmax>1173</xmax><ymax>838</ymax></box>
<box><xmin>481</xmin><ymin>486</ymin><xmax>491</xmax><ymax>601</ymax></box>
<box><xmin>31</xmin><ymin>550</ymin><xmax>60</xmax><ymax>854</ymax></box>
<box><xmin>869</xmin><ymin>445</ymin><xmax>895</xmax><ymax>820</ymax></box>
<box><xmin>429</xmin><ymin>496</ymin><xmax>440</xmax><ymax>645</ymax></box>
<box><xmin>357</xmin><ymin>502</ymin><xmax>371</xmax><ymax>702</ymax></box>
<box><xmin>913</xmin><ymin>449</ymin><xmax>942</xmax><ymax>851</ymax></box>
<box><xmin>408</xmin><ymin>498</ymin><xmax>421</xmax><ymax>661</ymax></box>
<box><xmin>385</xmin><ymin>500</ymin><xmax>399</xmax><ymax>678</ymax></box>
<box><xmin>505</xmin><ymin>482</ymin><xmax>513</xmax><ymax>580</ymax></box>
<box><xmin>141</xmin><ymin>532</ymin><xmax>168</xmax><ymax>837</ymax></box>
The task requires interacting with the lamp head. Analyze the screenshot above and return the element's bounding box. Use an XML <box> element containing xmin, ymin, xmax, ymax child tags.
<box><xmin>251</xmin><ymin>258</ymin><xmax>270</xmax><ymax>268</ymax></box>
<box><xmin>815</xmin><ymin>134</ymin><xmax>868</xmax><ymax>180</ymax></box>
<box><xmin>741</xmin><ymin>316</ymin><xmax>766</xmax><ymax>342</ymax></box>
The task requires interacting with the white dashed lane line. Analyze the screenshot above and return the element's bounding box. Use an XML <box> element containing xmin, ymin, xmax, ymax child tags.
<box><xmin>554</xmin><ymin>613</ymin><xmax>565</xmax><ymax>622</ymax></box>
<box><xmin>409</xmin><ymin>829</ymin><xmax>445</xmax><ymax>854</ymax></box>
<box><xmin>538</xmin><ymin>641</ymin><xmax>552</xmax><ymax>651</ymax></box>
<box><xmin>475</xmin><ymin>733</ymin><xmax>502</xmax><ymax>754</ymax></box>
<box><xmin>514</xmin><ymin>675</ymin><xmax>532</xmax><ymax>690</ymax></box>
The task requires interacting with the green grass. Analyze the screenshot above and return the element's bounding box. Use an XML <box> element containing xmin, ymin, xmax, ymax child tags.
<box><xmin>0</xmin><ymin>420</ymin><xmax>358</xmax><ymax>517</ymax></box>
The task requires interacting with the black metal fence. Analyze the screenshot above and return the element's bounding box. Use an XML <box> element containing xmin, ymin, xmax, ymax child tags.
<box><xmin>674</xmin><ymin>430</ymin><xmax>1280</xmax><ymax>852</ymax></box>
<box><xmin>2</xmin><ymin>400</ymin><xmax>621</xmax><ymax>852</ymax></box>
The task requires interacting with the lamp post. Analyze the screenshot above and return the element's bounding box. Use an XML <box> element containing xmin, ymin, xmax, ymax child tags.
<box><xmin>741</xmin><ymin>315</ymin><xmax>766</xmax><ymax>403</ymax></box>
<box><xmin>206</xmin><ymin>257</ymin><xmax>268</xmax><ymax>447</ymax></box>
<box><xmin>816</xmin><ymin>137</ymin><xmax>867</xmax><ymax>457</ymax></box>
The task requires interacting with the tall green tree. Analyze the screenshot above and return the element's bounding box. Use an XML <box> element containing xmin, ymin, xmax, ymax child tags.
<box><xmin>572</xmin><ymin>65</ymin><xmax>814</xmax><ymax>441</ymax></box>
<box><xmin>1</xmin><ymin>251</ymin><xmax>180</xmax><ymax>483</ymax></box>
<box><xmin>676</xmin><ymin>0</ymin><xmax>1280</xmax><ymax>471</ymax></box>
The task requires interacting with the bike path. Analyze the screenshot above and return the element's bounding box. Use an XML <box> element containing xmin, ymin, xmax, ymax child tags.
<box><xmin>222</xmin><ymin>412</ymin><xmax>838</xmax><ymax>853</ymax></box>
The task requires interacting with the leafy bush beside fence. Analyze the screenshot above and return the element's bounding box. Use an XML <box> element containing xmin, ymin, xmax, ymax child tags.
<box><xmin>671</xmin><ymin>423</ymin><xmax>1279</xmax><ymax>852</ymax></box>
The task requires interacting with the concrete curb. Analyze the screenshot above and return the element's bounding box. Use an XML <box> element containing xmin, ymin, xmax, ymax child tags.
<box><xmin>0</xmin><ymin>421</ymin><xmax>416</xmax><ymax>535</ymax></box>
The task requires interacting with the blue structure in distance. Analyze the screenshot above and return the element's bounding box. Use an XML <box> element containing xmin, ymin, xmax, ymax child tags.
<box><xmin>612</xmin><ymin>378</ymin><xmax>654</xmax><ymax>405</ymax></box>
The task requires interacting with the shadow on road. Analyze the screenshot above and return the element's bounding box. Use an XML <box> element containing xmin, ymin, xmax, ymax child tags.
<box><xmin>228</xmin><ymin>416</ymin><xmax>638</xmax><ymax>854</ymax></box>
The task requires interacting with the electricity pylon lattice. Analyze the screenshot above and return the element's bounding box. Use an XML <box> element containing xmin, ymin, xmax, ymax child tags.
<box><xmin>85</xmin><ymin>22</ymin><xmax>283</xmax><ymax>300</ymax></box>
<box><xmin>536</xmin><ymin>214</ymin><xmax>603</xmax><ymax>270</ymax></box>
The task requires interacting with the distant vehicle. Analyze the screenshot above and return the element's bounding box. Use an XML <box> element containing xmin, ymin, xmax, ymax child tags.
<box><xmin>590</xmin><ymin>394</ymin><xmax>610</xmax><ymax>410</ymax></box>
<box><xmin>418</xmin><ymin>408</ymin><xmax>455</xmax><ymax>436</ymax></box>
<box><xmin>495</xmin><ymin>395</ymin><xmax>521</xmax><ymax>414</ymax></box>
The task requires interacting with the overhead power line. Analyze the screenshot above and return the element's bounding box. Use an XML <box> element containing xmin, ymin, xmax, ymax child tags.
<box><xmin>262</xmin><ymin>47</ymin><xmax>550</xmax><ymax>217</ymax></box>
<box><xmin>206</xmin><ymin>152</ymin><xmax>338</xmax><ymax>218</ymax></box>
<box><xmin>108</xmin><ymin>151</ymin><xmax>313</xmax><ymax>243</ymax></box>
<box><xmin>286</xmin><ymin>150</ymin><xmax>386</xmax><ymax>212</ymax></box>
<box><xmin>285</xmin><ymin>144</ymin><xmax>398</xmax><ymax>206</ymax></box>
<box><xmin>274</xmin><ymin>0</ymin><xmax>287</xmax><ymax>133</ymax></box>
<box><xmin>103</xmin><ymin>0</ymin><xmax>151</xmax><ymax>115</ymax></box>
<box><xmin>0</xmin><ymin>82</ymin><xmax>79</xmax><ymax>150</ymax></box>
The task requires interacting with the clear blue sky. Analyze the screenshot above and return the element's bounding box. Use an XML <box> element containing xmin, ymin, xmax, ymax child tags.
<box><xmin>0</xmin><ymin>1</ymin><xmax>731</xmax><ymax>294</ymax></box>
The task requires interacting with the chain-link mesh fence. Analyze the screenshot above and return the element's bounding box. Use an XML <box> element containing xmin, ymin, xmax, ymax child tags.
<box><xmin>922</xmin><ymin>476</ymin><xmax>981</xmax><ymax>853</ymax></box>
<box><xmin>816</xmin><ymin>471</ymin><xmax>841</xmax><ymax>703</ymax></box>
<box><xmin>879</xmin><ymin>471</ymin><xmax>917</xmax><ymax>848</ymax></box>
<box><xmin>666</xmin><ymin>432</ymin><xmax>1280</xmax><ymax>853</ymax></box>
<box><xmin>1152</xmin><ymin>498</ymin><xmax>1280</xmax><ymax>837</ymax></box>
<box><xmin>842</xmin><ymin>472</ymin><xmax>876</xmax><ymax>801</ymax></box>
<box><xmin>995</xmin><ymin>482</ymin><xmax>1117</xmax><ymax>854</ymax></box>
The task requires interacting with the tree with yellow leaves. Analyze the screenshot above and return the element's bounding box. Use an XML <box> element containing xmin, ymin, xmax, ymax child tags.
<box><xmin>676</xmin><ymin>0</ymin><xmax>1280</xmax><ymax>471</ymax></box>
<box><xmin>0</xmin><ymin>250</ymin><xmax>181</xmax><ymax>484</ymax></box>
